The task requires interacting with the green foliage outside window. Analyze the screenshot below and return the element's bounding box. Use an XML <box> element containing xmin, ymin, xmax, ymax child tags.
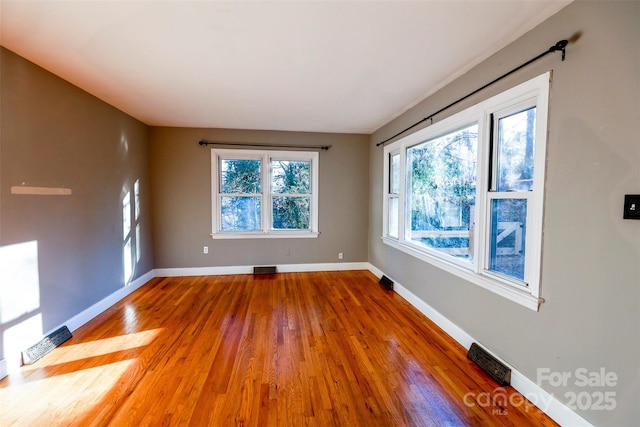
<box><xmin>271</xmin><ymin>160</ymin><xmax>311</xmax><ymax>230</ymax></box>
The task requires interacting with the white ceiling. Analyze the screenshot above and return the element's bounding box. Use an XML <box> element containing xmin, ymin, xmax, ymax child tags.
<box><xmin>0</xmin><ymin>1</ymin><xmax>571</xmax><ymax>134</ymax></box>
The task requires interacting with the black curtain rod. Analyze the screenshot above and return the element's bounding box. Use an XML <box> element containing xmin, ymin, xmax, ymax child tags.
<box><xmin>199</xmin><ymin>141</ymin><xmax>331</xmax><ymax>151</ymax></box>
<box><xmin>376</xmin><ymin>39</ymin><xmax>570</xmax><ymax>147</ymax></box>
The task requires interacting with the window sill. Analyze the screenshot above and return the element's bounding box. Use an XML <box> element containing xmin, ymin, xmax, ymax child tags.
<box><xmin>381</xmin><ymin>236</ymin><xmax>542</xmax><ymax>311</ymax></box>
<box><xmin>211</xmin><ymin>231</ymin><xmax>320</xmax><ymax>239</ymax></box>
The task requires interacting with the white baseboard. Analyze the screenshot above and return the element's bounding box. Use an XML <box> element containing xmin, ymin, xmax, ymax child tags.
<box><xmin>52</xmin><ymin>270</ymin><xmax>155</xmax><ymax>334</ymax></box>
<box><xmin>274</xmin><ymin>262</ymin><xmax>370</xmax><ymax>272</ymax></box>
<box><xmin>155</xmin><ymin>265</ymin><xmax>249</xmax><ymax>277</ymax></box>
<box><xmin>154</xmin><ymin>262</ymin><xmax>370</xmax><ymax>277</ymax></box>
<box><xmin>366</xmin><ymin>263</ymin><xmax>591</xmax><ymax>427</ymax></box>
<box><xmin>0</xmin><ymin>358</ymin><xmax>7</xmax><ymax>380</ymax></box>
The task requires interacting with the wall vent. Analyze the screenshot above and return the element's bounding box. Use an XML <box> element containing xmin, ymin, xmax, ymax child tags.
<box><xmin>379</xmin><ymin>275</ymin><xmax>394</xmax><ymax>291</ymax></box>
<box><xmin>467</xmin><ymin>342</ymin><xmax>511</xmax><ymax>386</ymax></box>
<box><xmin>253</xmin><ymin>266</ymin><xmax>277</xmax><ymax>275</ymax></box>
<box><xmin>21</xmin><ymin>326</ymin><xmax>72</xmax><ymax>365</ymax></box>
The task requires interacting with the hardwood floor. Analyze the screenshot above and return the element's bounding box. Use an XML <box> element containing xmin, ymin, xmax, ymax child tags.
<box><xmin>0</xmin><ymin>271</ymin><xmax>557</xmax><ymax>426</ymax></box>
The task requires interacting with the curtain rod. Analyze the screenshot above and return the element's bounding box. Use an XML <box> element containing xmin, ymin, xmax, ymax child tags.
<box><xmin>376</xmin><ymin>38</ymin><xmax>572</xmax><ymax>148</ymax></box>
<box><xmin>199</xmin><ymin>140</ymin><xmax>331</xmax><ymax>151</ymax></box>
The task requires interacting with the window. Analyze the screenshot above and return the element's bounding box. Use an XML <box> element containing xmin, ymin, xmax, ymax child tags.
<box><xmin>383</xmin><ymin>73</ymin><xmax>550</xmax><ymax>310</ymax></box>
<box><xmin>388</xmin><ymin>151</ymin><xmax>400</xmax><ymax>238</ymax></box>
<box><xmin>406</xmin><ymin>123</ymin><xmax>478</xmax><ymax>261</ymax></box>
<box><xmin>211</xmin><ymin>149</ymin><xmax>319</xmax><ymax>238</ymax></box>
<box><xmin>487</xmin><ymin>106</ymin><xmax>537</xmax><ymax>281</ymax></box>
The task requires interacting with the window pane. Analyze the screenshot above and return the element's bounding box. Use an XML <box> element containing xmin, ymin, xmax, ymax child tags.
<box><xmin>489</xmin><ymin>199</ymin><xmax>527</xmax><ymax>281</ymax></box>
<box><xmin>390</xmin><ymin>153</ymin><xmax>400</xmax><ymax>194</ymax></box>
<box><xmin>221</xmin><ymin>196</ymin><xmax>261</xmax><ymax>231</ymax></box>
<box><xmin>388</xmin><ymin>197</ymin><xmax>399</xmax><ymax>238</ymax></box>
<box><xmin>496</xmin><ymin>107</ymin><xmax>536</xmax><ymax>191</ymax></box>
<box><xmin>272</xmin><ymin>196</ymin><xmax>310</xmax><ymax>230</ymax></box>
<box><xmin>221</xmin><ymin>159</ymin><xmax>261</xmax><ymax>194</ymax></box>
<box><xmin>407</xmin><ymin>124</ymin><xmax>478</xmax><ymax>261</ymax></box>
<box><xmin>271</xmin><ymin>160</ymin><xmax>310</xmax><ymax>194</ymax></box>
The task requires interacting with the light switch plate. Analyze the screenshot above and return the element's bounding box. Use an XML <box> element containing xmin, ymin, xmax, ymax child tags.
<box><xmin>623</xmin><ymin>195</ymin><xmax>640</xmax><ymax>220</ymax></box>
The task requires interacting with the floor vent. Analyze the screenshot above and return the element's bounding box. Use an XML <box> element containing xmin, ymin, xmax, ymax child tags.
<box><xmin>253</xmin><ymin>266</ymin><xmax>277</xmax><ymax>275</ymax></box>
<box><xmin>467</xmin><ymin>343</ymin><xmax>511</xmax><ymax>386</ymax></box>
<box><xmin>379</xmin><ymin>275</ymin><xmax>394</xmax><ymax>291</ymax></box>
<box><xmin>21</xmin><ymin>325</ymin><xmax>72</xmax><ymax>365</ymax></box>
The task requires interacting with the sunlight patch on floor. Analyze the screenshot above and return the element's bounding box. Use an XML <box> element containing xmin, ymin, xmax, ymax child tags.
<box><xmin>0</xmin><ymin>358</ymin><xmax>135</xmax><ymax>425</ymax></box>
<box><xmin>22</xmin><ymin>328</ymin><xmax>163</xmax><ymax>370</ymax></box>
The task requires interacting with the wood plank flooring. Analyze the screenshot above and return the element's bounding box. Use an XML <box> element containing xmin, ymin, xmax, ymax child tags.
<box><xmin>0</xmin><ymin>271</ymin><xmax>557</xmax><ymax>426</ymax></box>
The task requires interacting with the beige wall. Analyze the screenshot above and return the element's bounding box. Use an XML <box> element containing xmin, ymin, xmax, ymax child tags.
<box><xmin>2</xmin><ymin>1</ymin><xmax>638</xmax><ymax>424</ymax></box>
<box><xmin>369</xmin><ymin>1</ymin><xmax>639</xmax><ymax>425</ymax></box>
<box><xmin>150</xmin><ymin>127</ymin><xmax>369</xmax><ymax>268</ymax></box>
<box><xmin>0</xmin><ymin>47</ymin><xmax>153</xmax><ymax>367</ymax></box>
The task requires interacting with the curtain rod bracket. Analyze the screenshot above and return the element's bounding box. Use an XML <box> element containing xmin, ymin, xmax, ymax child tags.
<box><xmin>548</xmin><ymin>39</ymin><xmax>568</xmax><ymax>61</ymax></box>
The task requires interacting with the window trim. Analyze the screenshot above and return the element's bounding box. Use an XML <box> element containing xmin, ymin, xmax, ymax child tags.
<box><xmin>382</xmin><ymin>72</ymin><xmax>550</xmax><ymax>311</ymax></box>
<box><xmin>385</xmin><ymin>150</ymin><xmax>401</xmax><ymax>239</ymax></box>
<box><xmin>211</xmin><ymin>148</ymin><xmax>319</xmax><ymax>239</ymax></box>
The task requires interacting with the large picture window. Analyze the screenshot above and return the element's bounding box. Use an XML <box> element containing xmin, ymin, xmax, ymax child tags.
<box><xmin>212</xmin><ymin>149</ymin><xmax>319</xmax><ymax>238</ymax></box>
<box><xmin>407</xmin><ymin>123</ymin><xmax>478</xmax><ymax>261</ymax></box>
<box><xmin>383</xmin><ymin>73</ymin><xmax>550</xmax><ymax>310</ymax></box>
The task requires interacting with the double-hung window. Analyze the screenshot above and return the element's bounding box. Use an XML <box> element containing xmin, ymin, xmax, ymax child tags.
<box><xmin>211</xmin><ymin>149</ymin><xmax>319</xmax><ymax>238</ymax></box>
<box><xmin>383</xmin><ymin>72</ymin><xmax>550</xmax><ymax>310</ymax></box>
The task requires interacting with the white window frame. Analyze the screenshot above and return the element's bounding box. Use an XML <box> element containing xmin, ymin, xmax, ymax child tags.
<box><xmin>382</xmin><ymin>72</ymin><xmax>550</xmax><ymax>311</ymax></box>
<box><xmin>211</xmin><ymin>148</ymin><xmax>319</xmax><ymax>239</ymax></box>
<box><xmin>386</xmin><ymin>150</ymin><xmax>401</xmax><ymax>239</ymax></box>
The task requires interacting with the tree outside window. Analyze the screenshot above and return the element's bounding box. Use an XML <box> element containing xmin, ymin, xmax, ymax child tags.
<box><xmin>212</xmin><ymin>149</ymin><xmax>319</xmax><ymax>238</ymax></box>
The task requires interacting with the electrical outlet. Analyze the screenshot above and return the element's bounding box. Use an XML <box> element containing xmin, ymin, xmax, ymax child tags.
<box><xmin>203</xmin><ymin>246</ymin><xmax>208</xmax><ymax>254</ymax></box>
<box><xmin>338</xmin><ymin>252</ymin><xmax>343</xmax><ymax>260</ymax></box>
